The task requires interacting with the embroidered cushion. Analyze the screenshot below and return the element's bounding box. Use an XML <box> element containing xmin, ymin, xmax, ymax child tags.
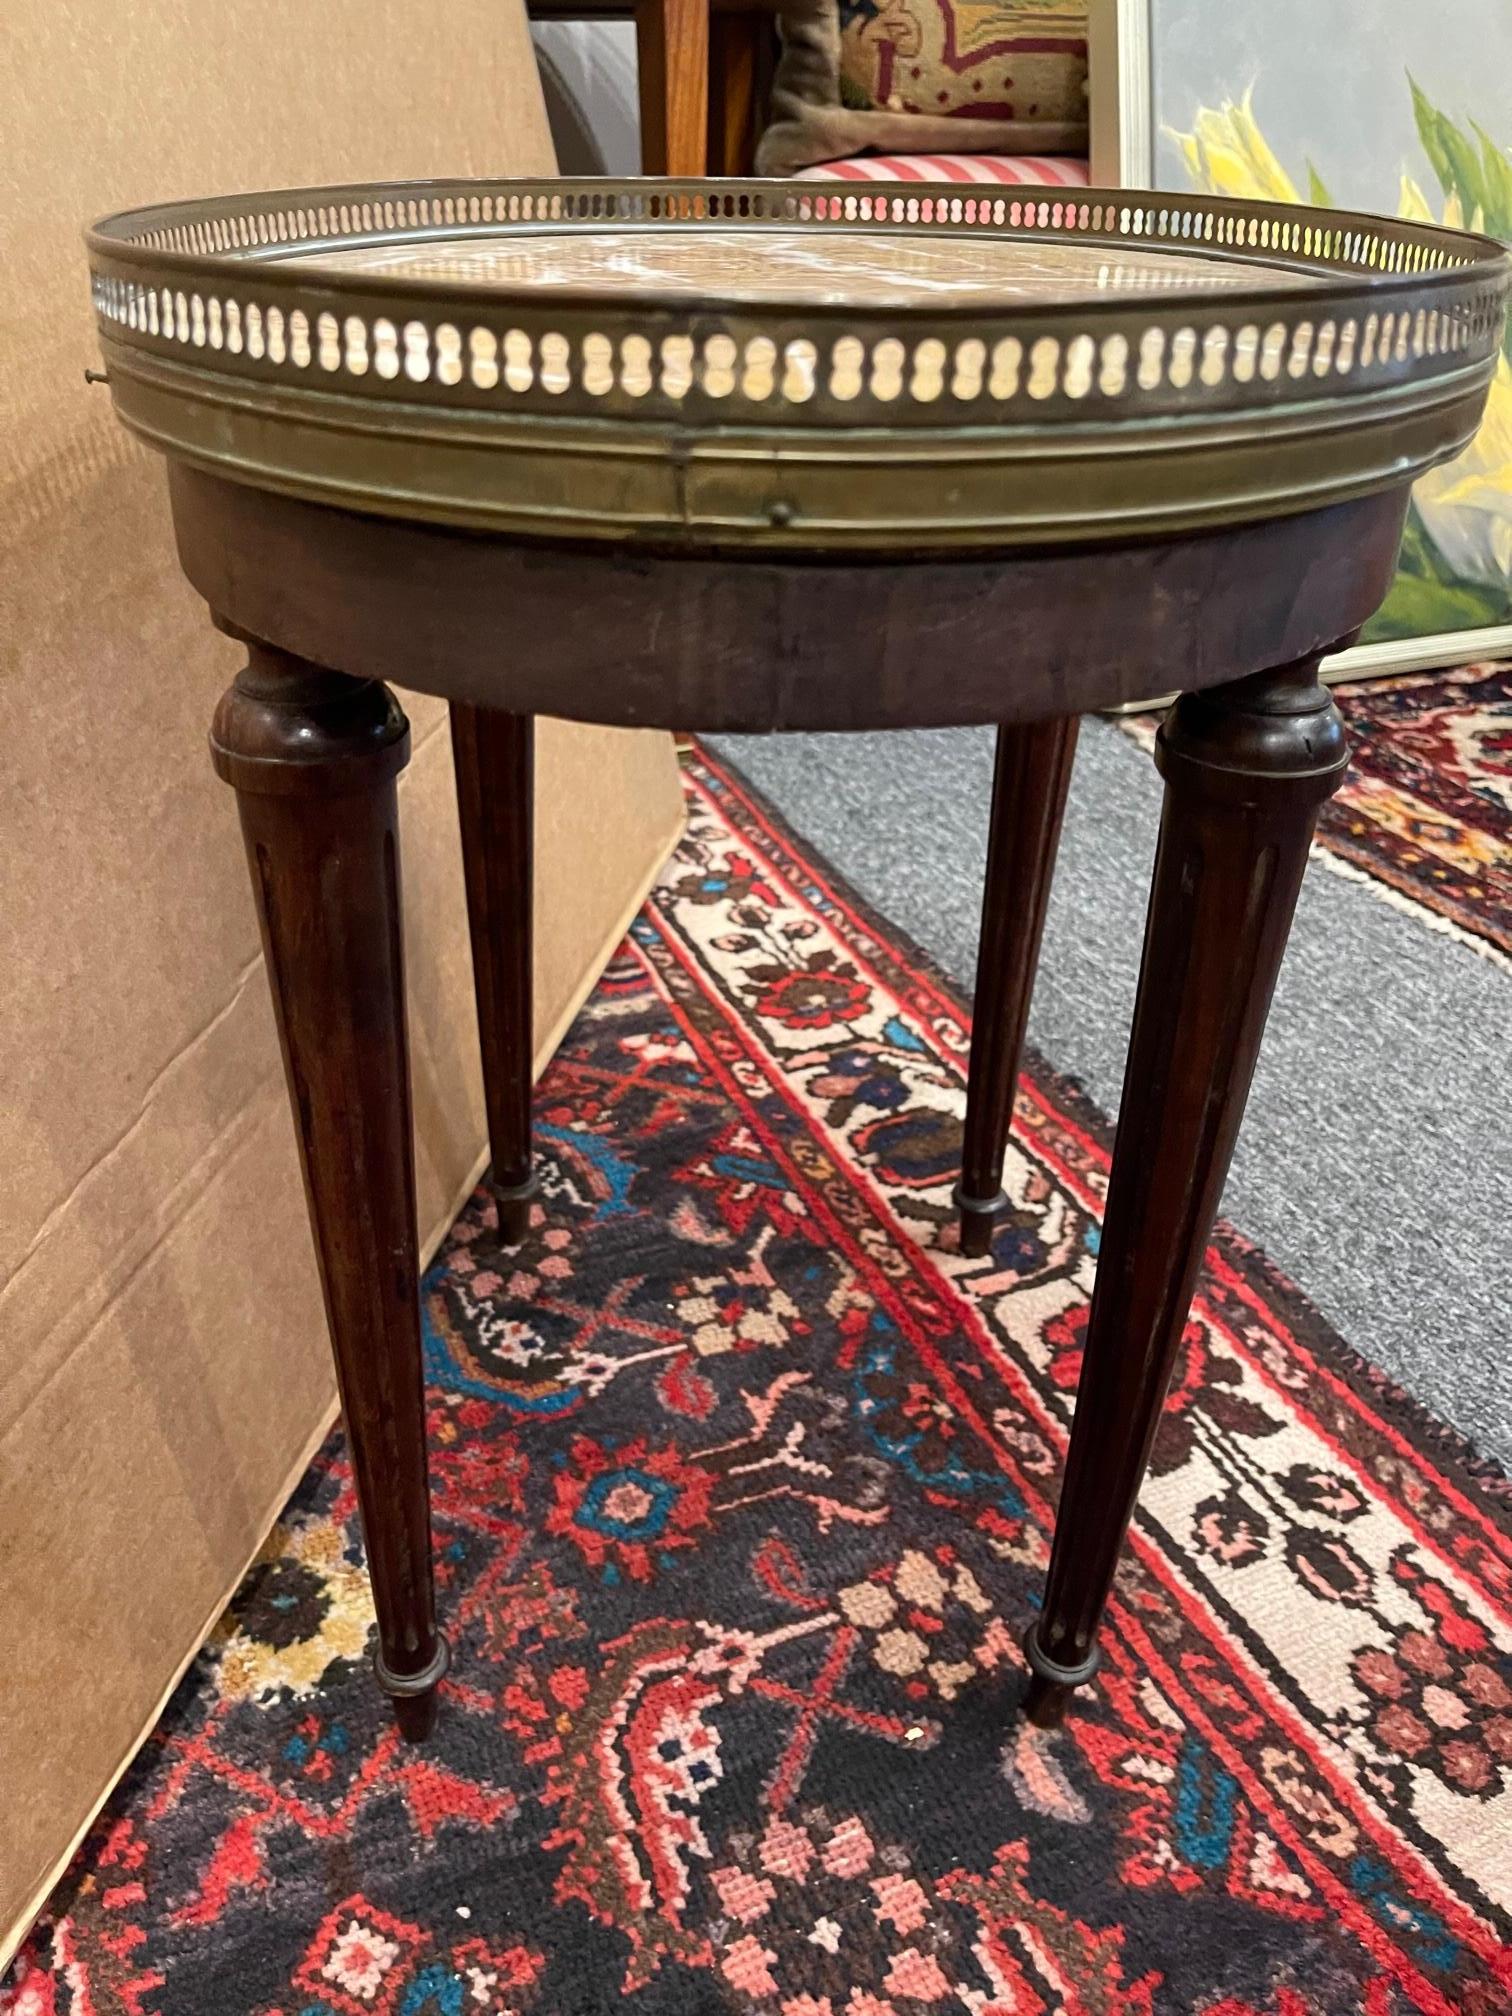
<box><xmin>757</xmin><ymin>0</ymin><xmax>1088</xmax><ymax>176</ymax></box>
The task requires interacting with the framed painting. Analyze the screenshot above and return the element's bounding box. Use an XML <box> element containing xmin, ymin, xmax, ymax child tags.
<box><xmin>1089</xmin><ymin>0</ymin><xmax>1512</xmax><ymax>675</ymax></box>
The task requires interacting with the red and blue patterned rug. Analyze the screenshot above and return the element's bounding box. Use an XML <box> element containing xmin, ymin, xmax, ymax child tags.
<box><xmin>1322</xmin><ymin>662</ymin><xmax>1512</xmax><ymax>969</ymax></box>
<box><xmin>1123</xmin><ymin>661</ymin><xmax>1512</xmax><ymax>968</ymax></box>
<box><xmin>6</xmin><ymin>752</ymin><xmax>1510</xmax><ymax>2016</ymax></box>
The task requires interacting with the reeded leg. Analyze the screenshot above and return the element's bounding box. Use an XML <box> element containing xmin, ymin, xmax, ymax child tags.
<box><xmin>212</xmin><ymin>644</ymin><xmax>447</xmax><ymax>1740</ymax></box>
<box><xmin>450</xmin><ymin>705</ymin><xmax>537</xmax><ymax>1245</ymax></box>
<box><xmin>957</xmin><ymin>718</ymin><xmax>1079</xmax><ymax>1257</ymax></box>
<box><xmin>1024</xmin><ymin>657</ymin><xmax>1348</xmax><ymax>1725</ymax></box>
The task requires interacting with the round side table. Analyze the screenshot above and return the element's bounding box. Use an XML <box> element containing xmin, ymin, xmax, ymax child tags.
<box><xmin>86</xmin><ymin>178</ymin><xmax>1509</xmax><ymax>1739</ymax></box>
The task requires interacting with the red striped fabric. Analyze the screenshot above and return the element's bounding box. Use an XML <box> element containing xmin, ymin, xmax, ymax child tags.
<box><xmin>798</xmin><ymin>153</ymin><xmax>1090</xmax><ymax>187</ymax></box>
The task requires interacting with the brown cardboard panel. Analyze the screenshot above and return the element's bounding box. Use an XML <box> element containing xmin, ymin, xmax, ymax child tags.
<box><xmin>0</xmin><ymin>0</ymin><xmax>684</xmax><ymax>1962</ymax></box>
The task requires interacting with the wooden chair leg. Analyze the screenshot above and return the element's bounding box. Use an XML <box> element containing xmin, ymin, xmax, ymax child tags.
<box><xmin>450</xmin><ymin>704</ymin><xmax>537</xmax><ymax>1244</ymax></box>
<box><xmin>957</xmin><ymin>717</ymin><xmax>1078</xmax><ymax>1257</ymax></box>
<box><xmin>707</xmin><ymin>14</ymin><xmax>767</xmax><ymax>175</ymax></box>
<box><xmin>1023</xmin><ymin>656</ymin><xmax>1349</xmax><ymax>1725</ymax></box>
<box><xmin>634</xmin><ymin>0</ymin><xmax>710</xmax><ymax>175</ymax></box>
<box><xmin>211</xmin><ymin>644</ymin><xmax>447</xmax><ymax>1741</ymax></box>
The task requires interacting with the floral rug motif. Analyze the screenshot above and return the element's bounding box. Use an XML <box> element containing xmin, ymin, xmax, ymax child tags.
<box><xmin>5</xmin><ymin>754</ymin><xmax>1510</xmax><ymax>2016</ymax></box>
<box><xmin>1123</xmin><ymin>662</ymin><xmax>1512</xmax><ymax>968</ymax></box>
<box><xmin>1323</xmin><ymin>664</ymin><xmax>1512</xmax><ymax>967</ymax></box>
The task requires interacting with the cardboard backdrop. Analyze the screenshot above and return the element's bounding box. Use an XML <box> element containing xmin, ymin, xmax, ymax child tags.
<box><xmin>0</xmin><ymin>0</ymin><xmax>684</xmax><ymax>1962</ymax></box>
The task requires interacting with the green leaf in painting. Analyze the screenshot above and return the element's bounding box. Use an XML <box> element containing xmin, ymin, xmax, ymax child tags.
<box><xmin>1393</xmin><ymin>503</ymin><xmax>1440</xmax><ymax>580</ymax></box>
<box><xmin>1362</xmin><ymin>568</ymin><xmax>1508</xmax><ymax>644</ymax></box>
<box><xmin>1441</xmin><ymin>118</ymin><xmax>1490</xmax><ymax>222</ymax></box>
<box><xmin>1409</xmin><ymin>74</ymin><xmax>1455</xmax><ymax>195</ymax></box>
<box><xmin>1471</xmin><ymin>122</ymin><xmax>1512</xmax><ymax>240</ymax></box>
<box><xmin>1409</xmin><ymin>75</ymin><xmax>1489</xmax><ymax>222</ymax></box>
<box><xmin>1362</xmin><ymin>498</ymin><xmax>1512</xmax><ymax>643</ymax></box>
<box><xmin>1305</xmin><ymin>161</ymin><xmax>1332</xmax><ymax>207</ymax></box>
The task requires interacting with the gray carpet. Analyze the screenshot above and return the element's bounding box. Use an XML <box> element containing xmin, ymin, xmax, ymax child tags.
<box><xmin>712</xmin><ymin>720</ymin><xmax>1512</xmax><ymax>1469</ymax></box>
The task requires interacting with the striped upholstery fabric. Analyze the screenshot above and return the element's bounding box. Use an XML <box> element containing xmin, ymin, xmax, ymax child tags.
<box><xmin>798</xmin><ymin>153</ymin><xmax>1090</xmax><ymax>187</ymax></box>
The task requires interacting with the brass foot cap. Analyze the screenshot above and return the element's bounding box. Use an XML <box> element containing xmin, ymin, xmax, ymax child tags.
<box><xmin>953</xmin><ymin>1179</ymin><xmax>1007</xmax><ymax>1259</ymax></box>
<box><xmin>375</xmin><ymin>1637</ymin><xmax>451</xmax><ymax>1745</ymax></box>
<box><xmin>1022</xmin><ymin>1621</ymin><xmax>1101</xmax><ymax>1691</ymax></box>
<box><xmin>494</xmin><ymin>1170</ymin><xmax>541</xmax><ymax>1246</ymax></box>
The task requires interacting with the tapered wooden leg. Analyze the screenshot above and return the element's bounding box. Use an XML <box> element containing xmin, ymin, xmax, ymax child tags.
<box><xmin>957</xmin><ymin>717</ymin><xmax>1079</xmax><ymax>1257</ymax></box>
<box><xmin>211</xmin><ymin>644</ymin><xmax>447</xmax><ymax>1740</ymax></box>
<box><xmin>450</xmin><ymin>705</ymin><xmax>537</xmax><ymax>1245</ymax></box>
<box><xmin>1023</xmin><ymin>657</ymin><xmax>1349</xmax><ymax>1725</ymax></box>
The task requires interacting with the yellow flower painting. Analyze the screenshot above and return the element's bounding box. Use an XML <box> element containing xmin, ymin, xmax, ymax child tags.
<box><xmin>1169</xmin><ymin>82</ymin><xmax>1512</xmax><ymax>644</ymax></box>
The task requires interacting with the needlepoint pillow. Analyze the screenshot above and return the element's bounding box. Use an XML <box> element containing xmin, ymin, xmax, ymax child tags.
<box><xmin>757</xmin><ymin>0</ymin><xmax>1089</xmax><ymax>176</ymax></box>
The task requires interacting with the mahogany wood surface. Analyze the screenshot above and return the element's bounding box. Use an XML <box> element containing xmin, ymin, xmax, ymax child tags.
<box><xmin>1022</xmin><ymin>657</ymin><xmax>1351</xmax><ymax>1724</ymax></box>
<box><xmin>706</xmin><ymin>11</ymin><xmax>772</xmax><ymax>174</ymax></box>
<box><xmin>171</xmin><ymin>466</ymin><xmax>1408</xmax><ymax>734</ymax></box>
<box><xmin>188</xmin><ymin>463</ymin><xmax>1400</xmax><ymax>1736</ymax></box>
<box><xmin>210</xmin><ymin>647</ymin><xmax>447</xmax><ymax>1740</ymax></box>
<box><xmin>957</xmin><ymin>717</ymin><xmax>1079</xmax><ymax>1258</ymax></box>
<box><xmin>450</xmin><ymin>706</ymin><xmax>539</xmax><ymax>1243</ymax></box>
